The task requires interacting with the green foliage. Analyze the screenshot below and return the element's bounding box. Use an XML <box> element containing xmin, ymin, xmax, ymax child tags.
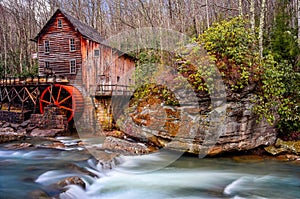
<box><xmin>177</xmin><ymin>17</ymin><xmax>261</xmax><ymax>93</ymax></box>
<box><xmin>175</xmin><ymin>16</ymin><xmax>300</xmax><ymax>134</ymax></box>
<box><xmin>18</xmin><ymin>64</ymin><xmax>39</xmax><ymax>78</ymax></box>
<box><xmin>132</xmin><ymin>49</ymin><xmax>179</xmax><ymax>106</ymax></box>
<box><xmin>269</xmin><ymin>0</ymin><xmax>300</xmax><ymax>66</ymax></box>
<box><xmin>254</xmin><ymin>58</ymin><xmax>300</xmax><ymax>133</ymax></box>
<box><xmin>0</xmin><ymin>61</ymin><xmax>38</xmax><ymax>79</ymax></box>
<box><xmin>134</xmin><ymin>50</ymin><xmax>161</xmax><ymax>85</ymax></box>
<box><xmin>0</xmin><ymin>63</ymin><xmax>5</xmax><ymax>78</ymax></box>
<box><xmin>259</xmin><ymin>0</ymin><xmax>300</xmax><ymax>133</ymax></box>
<box><xmin>132</xmin><ymin>84</ymin><xmax>179</xmax><ymax>106</ymax></box>
<box><xmin>199</xmin><ymin>17</ymin><xmax>260</xmax><ymax>91</ymax></box>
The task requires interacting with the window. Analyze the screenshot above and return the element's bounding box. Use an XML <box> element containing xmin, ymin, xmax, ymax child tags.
<box><xmin>94</xmin><ymin>49</ymin><xmax>100</xmax><ymax>57</ymax></box>
<box><xmin>70</xmin><ymin>38</ymin><xmax>75</xmax><ymax>51</ymax></box>
<box><xmin>58</xmin><ymin>19</ymin><xmax>63</xmax><ymax>28</ymax></box>
<box><xmin>70</xmin><ymin>60</ymin><xmax>76</xmax><ymax>74</ymax></box>
<box><xmin>44</xmin><ymin>40</ymin><xmax>50</xmax><ymax>53</ymax></box>
<box><xmin>45</xmin><ymin>61</ymin><xmax>50</xmax><ymax>68</ymax></box>
<box><xmin>117</xmin><ymin>76</ymin><xmax>120</xmax><ymax>82</ymax></box>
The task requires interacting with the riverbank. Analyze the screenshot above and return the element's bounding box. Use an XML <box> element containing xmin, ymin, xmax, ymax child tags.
<box><xmin>0</xmin><ymin>139</ymin><xmax>300</xmax><ymax>199</ymax></box>
<box><xmin>1</xmin><ymin>116</ymin><xmax>300</xmax><ymax>198</ymax></box>
<box><xmin>1</xmin><ymin>117</ymin><xmax>300</xmax><ymax>160</ymax></box>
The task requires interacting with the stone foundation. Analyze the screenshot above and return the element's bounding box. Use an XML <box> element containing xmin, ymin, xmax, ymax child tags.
<box><xmin>30</xmin><ymin>106</ymin><xmax>68</xmax><ymax>130</ymax></box>
<box><xmin>0</xmin><ymin>110</ymin><xmax>32</xmax><ymax>123</ymax></box>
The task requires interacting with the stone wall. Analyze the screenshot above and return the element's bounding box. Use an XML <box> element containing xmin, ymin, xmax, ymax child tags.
<box><xmin>0</xmin><ymin>110</ymin><xmax>32</xmax><ymax>123</ymax></box>
<box><xmin>94</xmin><ymin>97</ymin><xmax>113</xmax><ymax>130</ymax></box>
<box><xmin>30</xmin><ymin>106</ymin><xmax>68</xmax><ymax>130</ymax></box>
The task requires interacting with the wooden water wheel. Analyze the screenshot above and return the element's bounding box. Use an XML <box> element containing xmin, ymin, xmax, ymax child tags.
<box><xmin>39</xmin><ymin>84</ymin><xmax>84</xmax><ymax>122</ymax></box>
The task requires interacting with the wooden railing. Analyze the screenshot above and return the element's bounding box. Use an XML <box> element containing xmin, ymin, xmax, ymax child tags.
<box><xmin>0</xmin><ymin>76</ymin><xmax>69</xmax><ymax>86</ymax></box>
<box><xmin>95</xmin><ymin>84</ymin><xmax>133</xmax><ymax>96</ymax></box>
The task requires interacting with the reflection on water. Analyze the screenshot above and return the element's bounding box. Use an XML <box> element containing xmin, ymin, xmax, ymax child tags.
<box><xmin>0</xmin><ymin>145</ymin><xmax>300</xmax><ymax>199</ymax></box>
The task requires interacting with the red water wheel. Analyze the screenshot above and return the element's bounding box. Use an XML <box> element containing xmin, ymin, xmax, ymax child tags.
<box><xmin>39</xmin><ymin>84</ymin><xmax>84</xmax><ymax>122</ymax></box>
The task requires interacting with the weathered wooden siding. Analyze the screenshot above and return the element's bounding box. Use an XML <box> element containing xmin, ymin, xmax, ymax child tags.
<box><xmin>38</xmin><ymin>13</ymin><xmax>82</xmax><ymax>80</ymax></box>
<box><xmin>81</xmin><ymin>40</ymin><xmax>135</xmax><ymax>94</ymax></box>
<box><xmin>37</xmin><ymin>11</ymin><xmax>135</xmax><ymax>94</ymax></box>
<box><xmin>81</xmin><ymin>39</ymin><xmax>100</xmax><ymax>93</ymax></box>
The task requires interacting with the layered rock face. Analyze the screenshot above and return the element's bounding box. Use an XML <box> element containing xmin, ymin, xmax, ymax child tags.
<box><xmin>114</xmin><ymin>92</ymin><xmax>277</xmax><ymax>156</ymax></box>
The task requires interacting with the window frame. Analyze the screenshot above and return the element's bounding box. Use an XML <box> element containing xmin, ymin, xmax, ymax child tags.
<box><xmin>58</xmin><ymin>19</ymin><xmax>63</xmax><ymax>28</ymax></box>
<box><xmin>69</xmin><ymin>38</ymin><xmax>76</xmax><ymax>52</ymax></box>
<box><xmin>70</xmin><ymin>59</ymin><xmax>76</xmax><ymax>74</ymax></box>
<box><xmin>45</xmin><ymin>61</ymin><xmax>50</xmax><ymax>68</ymax></box>
<box><xmin>44</xmin><ymin>40</ymin><xmax>50</xmax><ymax>54</ymax></box>
<box><xmin>94</xmin><ymin>49</ymin><xmax>100</xmax><ymax>57</ymax></box>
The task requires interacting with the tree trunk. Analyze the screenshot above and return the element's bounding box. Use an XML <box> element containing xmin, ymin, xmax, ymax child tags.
<box><xmin>250</xmin><ymin>0</ymin><xmax>255</xmax><ymax>34</ymax></box>
<box><xmin>259</xmin><ymin>0</ymin><xmax>266</xmax><ymax>57</ymax></box>
<box><xmin>3</xmin><ymin>32</ymin><xmax>7</xmax><ymax>77</ymax></box>
<box><xmin>238</xmin><ymin>0</ymin><xmax>243</xmax><ymax>16</ymax></box>
<box><xmin>298</xmin><ymin>0</ymin><xmax>300</xmax><ymax>46</ymax></box>
<box><xmin>206</xmin><ymin>0</ymin><xmax>210</xmax><ymax>28</ymax></box>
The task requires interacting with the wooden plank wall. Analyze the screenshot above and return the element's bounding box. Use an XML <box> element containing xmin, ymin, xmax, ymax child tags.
<box><xmin>38</xmin><ymin>12</ymin><xmax>135</xmax><ymax>94</ymax></box>
<box><xmin>38</xmin><ymin>13</ymin><xmax>81</xmax><ymax>81</ymax></box>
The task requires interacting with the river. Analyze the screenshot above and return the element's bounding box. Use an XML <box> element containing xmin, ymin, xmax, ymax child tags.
<box><xmin>0</xmin><ymin>138</ymin><xmax>300</xmax><ymax>199</ymax></box>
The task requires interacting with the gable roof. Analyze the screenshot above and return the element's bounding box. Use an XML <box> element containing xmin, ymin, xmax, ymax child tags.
<box><xmin>32</xmin><ymin>9</ymin><xmax>104</xmax><ymax>43</ymax></box>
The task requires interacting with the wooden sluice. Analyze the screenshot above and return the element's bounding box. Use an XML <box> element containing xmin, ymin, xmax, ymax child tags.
<box><xmin>0</xmin><ymin>76</ymin><xmax>69</xmax><ymax>123</ymax></box>
<box><xmin>0</xmin><ymin>76</ymin><xmax>133</xmax><ymax>126</ymax></box>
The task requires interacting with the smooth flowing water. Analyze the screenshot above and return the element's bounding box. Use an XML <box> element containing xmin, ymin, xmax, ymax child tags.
<box><xmin>0</xmin><ymin>139</ymin><xmax>300</xmax><ymax>199</ymax></box>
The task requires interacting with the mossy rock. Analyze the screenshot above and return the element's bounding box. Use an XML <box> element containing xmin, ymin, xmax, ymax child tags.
<box><xmin>265</xmin><ymin>138</ymin><xmax>300</xmax><ymax>155</ymax></box>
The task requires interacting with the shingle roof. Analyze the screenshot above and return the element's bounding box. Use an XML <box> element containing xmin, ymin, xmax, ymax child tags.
<box><xmin>33</xmin><ymin>9</ymin><xmax>105</xmax><ymax>43</ymax></box>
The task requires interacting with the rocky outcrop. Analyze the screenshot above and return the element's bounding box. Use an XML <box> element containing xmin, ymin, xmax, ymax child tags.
<box><xmin>0</xmin><ymin>131</ymin><xmax>26</xmax><ymax>143</ymax></box>
<box><xmin>265</xmin><ymin>138</ymin><xmax>300</xmax><ymax>155</ymax></box>
<box><xmin>112</xmin><ymin>93</ymin><xmax>277</xmax><ymax>156</ymax></box>
<box><xmin>30</xmin><ymin>128</ymin><xmax>66</xmax><ymax>137</ymax></box>
<box><xmin>102</xmin><ymin>136</ymin><xmax>151</xmax><ymax>155</ymax></box>
<box><xmin>4</xmin><ymin>142</ymin><xmax>33</xmax><ymax>149</ymax></box>
<box><xmin>57</xmin><ymin>176</ymin><xmax>86</xmax><ymax>189</ymax></box>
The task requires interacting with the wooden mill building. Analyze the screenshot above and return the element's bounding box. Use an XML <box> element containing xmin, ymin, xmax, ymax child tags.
<box><xmin>30</xmin><ymin>9</ymin><xmax>136</xmax><ymax>129</ymax></box>
<box><xmin>32</xmin><ymin>8</ymin><xmax>135</xmax><ymax>95</ymax></box>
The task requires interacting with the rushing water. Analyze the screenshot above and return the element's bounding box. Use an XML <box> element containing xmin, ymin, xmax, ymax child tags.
<box><xmin>0</xmin><ymin>139</ymin><xmax>300</xmax><ymax>199</ymax></box>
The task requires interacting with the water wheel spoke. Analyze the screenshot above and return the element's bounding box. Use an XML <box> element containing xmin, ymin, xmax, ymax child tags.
<box><xmin>56</xmin><ymin>85</ymin><xmax>62</xmax><ymax>103</ymax></box>
<box><xmin>51</xmin><ymin>94</ymin><xmax>56</xmax><ymax>104</ymax></box>
<box><xmin>58</xmin><ymin>95</ymin><xmax>72</xmax><ymax>105</ymax></box>
<box><xmin>40</xmin><ymin>84</ymin><xmax>83</xmax><ymax>122</ymax></box>
<box><xmin>41</xmin><ymin>99</ymin><xmax>51</xmax><ymax>104</ymax></box>
<box><xmin>59</xmin><ymin>105</ymin><xmax>73</xmax><ymax>112</ymax></box>
<box><xmin>46</xmin><ymin>87</ymin><xmax>51</xmax><ymax>94</ymax></box>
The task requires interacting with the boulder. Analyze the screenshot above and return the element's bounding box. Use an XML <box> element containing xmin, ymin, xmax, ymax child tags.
<box><xmin>20</xmin><ymin>120</ymin><xmax>31</xmax><ymax>128</ymax></box>
<box><xmin>30</xmin><ymin>128</ymin><xmax>66</xmax><ymax>137</ymax></box>
<box><xmin>116</xmin><ymin>93</ymin><xmax>277</xmax><ymax>156</ymax></box>
<box><xmin>37</xmin><ymin>141</ymin><xmax>66</xmax><ymax>149</ymax></box>
<box><xmin>27</xmin><ymin>190</ymin><xmax>51</xmax><ymax>199</ymax></box>
<box><xmin>10</xmin><ymin>123</ymin><xmax>20</xmax><ymax>130</ymax></box>
<box><xmin>65</xmin><ymin>163</ymin><xmax>97</xmax><ymax>177</ymax></box>
<box><xmin>102</xmin><ymin>136</ymin><xmax>151</xmax><ymax>155</ymax></box>
<box><xmin>4</xmin><ymin>143</ymin><xmax>33</xmax><ymax>150</ymax></box>
<box><xmin>57</xmin><ymin>176</ymin><xmax>86</xmax><ymax>189</ymax></box>
<box><xmin>0</xmin><ymin>132</ymin><xmax>26</xmax><ymax>143</ymax></box>
<box><xmin>265</xmin><ymin>138</ymin><xmax>300</xmax><ymax>156</ymax></box>
<box><xmin>2</xmin><ymin>122</ymin><xmax>11</xmax><ymax>128</ymax></box>
<box><xmin>0</xmin><ymin>127</ymin><xmax>15</xmax><ymax>133</ymax></box>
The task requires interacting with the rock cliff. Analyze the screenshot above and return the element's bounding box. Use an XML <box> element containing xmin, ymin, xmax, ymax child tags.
<box><xmin>108</xmin><ymin>90</ymin><xmax>277</xmax><ymax>156</ymax></box>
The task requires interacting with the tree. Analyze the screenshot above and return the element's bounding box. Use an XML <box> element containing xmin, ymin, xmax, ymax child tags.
<box><xmin>250</xmin><ymin>0</ymin><xmax>255</xmax><ymax>34</ymax></box>
<box><xmin>238</xmin><ymin>0</ymin><xmax>243</xmax><ymax>16</ymax></box>
<box><xmin>298</xmin><ymin>0</ymin><xmax>300</xmax><ymax>45</ymax></box>
<box><xmin>259</xmin><ymin>0</ymin><xmax>266</xmax><ymax>57</ymax></box>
